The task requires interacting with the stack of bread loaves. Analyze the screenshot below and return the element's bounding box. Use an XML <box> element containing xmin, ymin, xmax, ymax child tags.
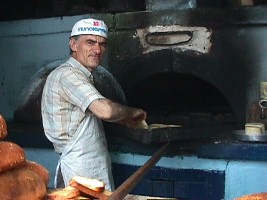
<box><xmin>0</xmin><ymin>114</ymin><xmax>49</xmax><ymax>200</ymax></box>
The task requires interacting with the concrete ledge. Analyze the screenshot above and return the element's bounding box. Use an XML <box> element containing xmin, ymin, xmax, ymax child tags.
<box><xmin>7</xmin><ymin>122</ymin><xmax>267</xmax><ymax>161</ymax></box>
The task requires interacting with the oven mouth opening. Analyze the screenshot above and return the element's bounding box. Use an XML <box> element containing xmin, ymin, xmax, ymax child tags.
<box><xmin>125</xmin><ymin>72</ymin><xmax>237</xmax><ymax>129</ymax></box>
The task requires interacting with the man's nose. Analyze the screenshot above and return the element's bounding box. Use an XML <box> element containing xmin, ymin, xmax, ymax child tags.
<box><xmin>93</xmin><ymin>43</ymin><xmax>102</xmax><ymax>54</ymax></box>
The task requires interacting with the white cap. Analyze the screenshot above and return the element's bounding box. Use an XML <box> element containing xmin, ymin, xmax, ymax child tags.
<box><xmin>70</xmin><ymin>18</ymin><xmax>108</xmax><ymax>38</ymax></box>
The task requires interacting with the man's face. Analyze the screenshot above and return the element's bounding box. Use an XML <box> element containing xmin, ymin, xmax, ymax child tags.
<box><xmin>69</xmin><ymin>35</ymin><xmax>107</xmax><ymax>71</ymax></box>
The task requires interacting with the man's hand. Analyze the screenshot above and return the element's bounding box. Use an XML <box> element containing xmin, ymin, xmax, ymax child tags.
<box><xmin>120</xmin><ymin>108</ymin><xmax>148</xmax><ymax>129</ymax></box>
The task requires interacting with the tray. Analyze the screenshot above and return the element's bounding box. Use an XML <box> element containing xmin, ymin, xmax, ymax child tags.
<box><xmin>232</xmin><ymin>130</ymin><xmax>267</xmax><ymax>142</ymax></box>
<box><xmin>104</xmin><ymin>123</ymin><xmax>221</xmax><ymax>144</ymax></box>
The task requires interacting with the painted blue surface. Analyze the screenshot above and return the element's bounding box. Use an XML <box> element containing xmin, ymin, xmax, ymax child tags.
<box><xmin>112</xmin><ymin>164</ymin><xmax>225</xmax><ymax>200</ymax></box>
<box><xmin>226</xmin><ymin>161</ymin><xmax>267</xmax><ymax>199</ymax></box>
<box><xmin>197</xmin><ymin>142</ymin><xmax>267</xmax><ymax>161</ymax></box>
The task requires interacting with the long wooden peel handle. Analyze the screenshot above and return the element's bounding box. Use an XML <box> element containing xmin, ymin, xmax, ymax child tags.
<box><xmin>108</xmin><ymin>142</ymin><xmax>170</xmax><ymax>200</ymax></box>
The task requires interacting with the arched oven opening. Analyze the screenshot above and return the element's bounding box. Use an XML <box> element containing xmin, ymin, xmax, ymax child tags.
<box><xmin>125</xmin><ymin>72</ymin><xmax>237</xmax><ymax>129</ymax></box>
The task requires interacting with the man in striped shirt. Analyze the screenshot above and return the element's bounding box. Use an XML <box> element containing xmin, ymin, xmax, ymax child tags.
<box><xmin>41</xmin><ymin>18</ymin><xmax>146</xmax><ymax>191</ymax></box>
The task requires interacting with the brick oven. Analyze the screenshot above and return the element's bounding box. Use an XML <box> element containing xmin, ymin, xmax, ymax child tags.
<box><xmin>106</xmin><ymin>8</ymin><xmax>267</xmax><ymax>131</ymax></box>
<box><xmin>14</xmin><ymin>6</ymin><xmax>267</xmax><ymax>133</ymax></box>
<box><xmin>1</xmin><ymin>3</ymin><xmax>267</xmax><ymax>200</ymax></box>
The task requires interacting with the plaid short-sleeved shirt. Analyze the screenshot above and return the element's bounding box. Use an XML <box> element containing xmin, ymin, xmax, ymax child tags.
<box><xmin>41</xmin><ymin>57</ymin><xmax>105</xmax><ymax>153</ymax></box>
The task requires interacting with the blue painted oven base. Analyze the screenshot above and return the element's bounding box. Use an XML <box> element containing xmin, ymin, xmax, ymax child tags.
<box><xmin>112</xmin><ymin>163</ymin><xmax>225</xmax><ymax>200</ymax></box>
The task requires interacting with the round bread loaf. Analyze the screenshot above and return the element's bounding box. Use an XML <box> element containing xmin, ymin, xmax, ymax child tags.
<box><xmin>0</xmin><ymin>115</ymin><xmax>7</xmax><ymax>140</ymax></box>
<box><xmin>235</xmin><ymin>192</ymin><xmax>267</xmax><ymax>200</ymax></box>
<box><xmin>0</xmin><ymin>167</ymin><xmax>46</xmax><ymax>200</ymax></box>
<box><xmin>19</xmin><ymin>160</ymin><xmax>50</xmax><ymax>187</ymax></box>
<box><xmin>0</xmin><ymin>141</ymin><xmax>26</xmax><ymax>173</ymax></box>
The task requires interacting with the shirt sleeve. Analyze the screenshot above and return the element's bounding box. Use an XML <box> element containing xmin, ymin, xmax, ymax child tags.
<box><xmin>59</xmin><ymin>67</ymin><xmax>105</xmax><ymax>112</ymax></box>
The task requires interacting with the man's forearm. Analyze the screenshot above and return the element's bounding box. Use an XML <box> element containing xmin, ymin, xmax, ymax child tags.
<box><xmin>88</xmin><ymin>98</ymin><xmax>145</xmax><ymax>123</ymax></box>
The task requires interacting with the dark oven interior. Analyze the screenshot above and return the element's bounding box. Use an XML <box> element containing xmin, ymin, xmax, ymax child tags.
<box><xmin>125</xmin><ymin>71</ymin><xmax>237</xmax><ymax>129</ymax></box>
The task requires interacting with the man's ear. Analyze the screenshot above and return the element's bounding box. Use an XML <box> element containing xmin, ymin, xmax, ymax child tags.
<box><xmin>69</xmin><ymin>38</ymin><xmax>77</xmax><ymax>52</ymax></box>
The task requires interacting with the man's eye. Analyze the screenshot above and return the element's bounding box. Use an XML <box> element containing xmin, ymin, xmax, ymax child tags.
<box><xmin>100</xmin><ymin>43</ymin><xmax>107</xmax><ymax>48</ymax></box>
<box><xmin>88</xmin><ymin>41</ymin><xmax>95</xmax><ymax>46</ymax></box>
<box><xmin>86</xmin><ymin>40</ymin><xmax>106</xmax><ymax>47</ymax></box>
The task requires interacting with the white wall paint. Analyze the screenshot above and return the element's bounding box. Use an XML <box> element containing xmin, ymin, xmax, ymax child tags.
<box><xmin>0</xmin><ymin>18</ymin><xmax>71</xmax><ymax>120</ymax></box>
<box><xmin>0</xmin><ymin>15</ymin><xmax>109</xmax><ymax>120</ymax></box>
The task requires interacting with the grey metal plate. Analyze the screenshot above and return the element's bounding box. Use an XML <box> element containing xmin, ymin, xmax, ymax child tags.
<box><xmin>232</xmin><ymin>130</ymin><xmax>267</xmax><ymax>142</ymax></box>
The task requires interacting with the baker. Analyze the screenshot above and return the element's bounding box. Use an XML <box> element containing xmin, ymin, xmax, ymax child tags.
<box><xmin>41</xmin><ymin>18</ymin><xmax>147</xmax><ymax>191</ymax></box>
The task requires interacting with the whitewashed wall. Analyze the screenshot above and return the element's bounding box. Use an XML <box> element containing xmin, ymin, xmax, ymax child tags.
<box><xmin>0</xmin><ymin>14</ymin><xmax>110</xmax><ymax>121</ymax></box>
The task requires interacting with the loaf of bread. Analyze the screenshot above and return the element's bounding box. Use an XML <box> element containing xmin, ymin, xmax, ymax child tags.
<box><xmin>245</xmin><ymin>123</ymin><xmax>265</xmax><ymax>135</ymax></box>
<box><xmin>134</xmin><ymin>120</ymin><xmax>149</xmax><ymax>129</ymax></box>
<box><xmin>0</xmin><ymin>114</ymin><xmax>7</xmax><ymax>140</ymax></box>
<box><xmin>47</xmin><ymin>186</ymin><xmax>80</xmax><ymax>200</ymax></box>
<box><xmin>0</xmin><ymin>141</ymin><xmax>26</xmax><ymax>173</ymax></box>
<box><xmin>18</xmin><ymin>160</ymin><xmax>50</xmax><ymax>186</ymax></box>
<box><xmin>70</xmin><ymin>176</ymin><xmax>105</xmax><ymax>192</ymax></box>
<box><xmin>0</xmin><ymin>167</ymin><xmax>47</xmax><ymax>200</ymax></box>
<box><xmin>235</xmin><ymin>192</ymin><xmax>267</xmax><ymax>199</ymax></box>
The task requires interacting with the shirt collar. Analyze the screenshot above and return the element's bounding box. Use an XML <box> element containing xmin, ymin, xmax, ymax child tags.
<box><xmin>66</xmin><ymin>57</ymin><xmax>94</xmax><ymax>81</ymax></box>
